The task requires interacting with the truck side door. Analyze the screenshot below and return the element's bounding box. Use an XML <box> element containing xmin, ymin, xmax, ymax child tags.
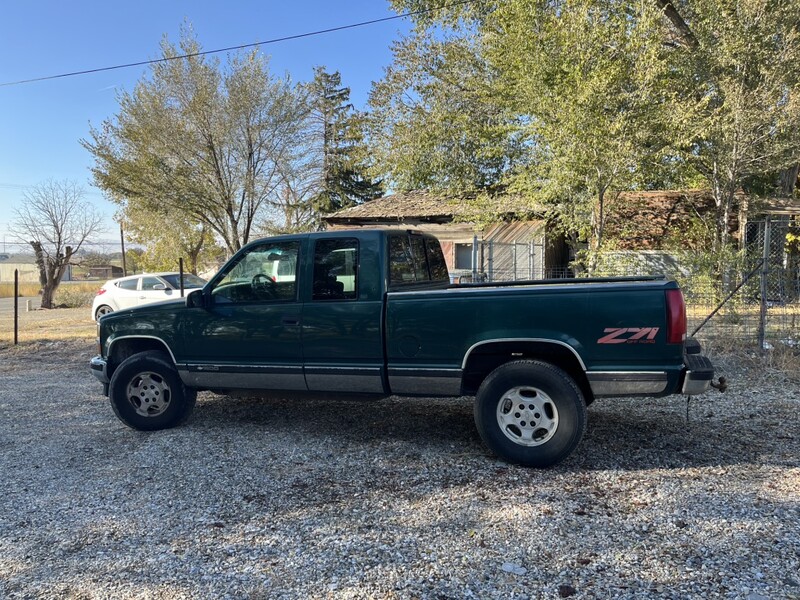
<box><xmin>179</xmin><ymin>240</ymin><xmax>305</xmax><ymax>391</ymax></box>
<box><xmin>301</xmin><ymin>236</ymin><xmax>385</xmax><ymax>394</ymax></box>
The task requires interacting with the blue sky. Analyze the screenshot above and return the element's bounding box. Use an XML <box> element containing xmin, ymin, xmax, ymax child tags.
<box><xmin>0</xmin><ymin>0</ymin><xmax>410</xmax><ymax>253</ymax></box>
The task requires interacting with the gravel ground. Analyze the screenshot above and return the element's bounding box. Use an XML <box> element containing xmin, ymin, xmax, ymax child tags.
<box><xmin>0</xmin><ymin>341</ymin><xmax>798</xmax><ymax>599</ymax></box>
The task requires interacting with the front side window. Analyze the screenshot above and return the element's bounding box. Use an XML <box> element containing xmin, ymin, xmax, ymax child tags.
<box><xmin>161</xmin><ymin>273</ymin><xmax>206</xmax><ymax>289</ymax></box>
<box><xmin>140</xmin><ymin>276</ymin><xmax>163</xmax><ymax>291</ymax></box>
<box><xmin>313</xmin><ymin>238</ymin><xmax>358</xmax><ymax>301</ymax></box>
<box><xmin>212</xmin><ymin>241</ymin><xmax>300</xmax><ymax>303</ymax></box>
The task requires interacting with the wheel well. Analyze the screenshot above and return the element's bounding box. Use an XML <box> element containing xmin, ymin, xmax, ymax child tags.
<box><xmin>462</xmin><ymin>341</ymin><xmax>593</xmax><ymax>404</ymax></box>
<box><xmin>107</xmin><ymin>338</ymin><xmax>174</xmax><ymax>377</ymax></box>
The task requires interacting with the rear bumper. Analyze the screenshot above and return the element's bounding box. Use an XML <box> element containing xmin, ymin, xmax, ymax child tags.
<box><xmin>681</xmin><ymin>352</ymin><xmax>714</xmax><ymax>395</ymax></box>
<box><xmin>587</xmin><ymin>339</ymin><xmax>714</xmax><ymax>398</ymax></box>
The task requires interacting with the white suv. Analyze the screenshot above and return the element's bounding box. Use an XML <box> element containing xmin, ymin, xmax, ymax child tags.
<box><xmin>91</xmin><ymin>272</ymin><xmax>206</xmax><ymax>321</ymax></box>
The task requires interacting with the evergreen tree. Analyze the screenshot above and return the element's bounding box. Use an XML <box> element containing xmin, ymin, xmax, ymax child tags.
<box><xmin>308</xmin><ymin>68</ymin><xmax>382</xmax><ymax>214</ymax></box>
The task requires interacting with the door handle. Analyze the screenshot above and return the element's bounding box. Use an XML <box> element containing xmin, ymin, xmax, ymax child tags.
<box><xmin>281</xmin><ymin>316</ymin><xmax>300</xmax><ymax>326</ymax></box>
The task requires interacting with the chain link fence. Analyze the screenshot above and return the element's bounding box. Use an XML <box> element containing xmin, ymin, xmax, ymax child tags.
<box><xmin>457</xmin><ymin>218</ymin><xmax>800</xmax><ymax>350</ymax></box>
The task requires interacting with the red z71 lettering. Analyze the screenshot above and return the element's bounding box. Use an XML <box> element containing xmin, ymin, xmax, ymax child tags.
<box><xmin>597</xmin><ymin>327</ymin><xmax>660</xmax><ymax>344</ymax></box>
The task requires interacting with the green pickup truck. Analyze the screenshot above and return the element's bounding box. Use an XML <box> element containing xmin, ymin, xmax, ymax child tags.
<box><xmin>90</xmin><ymin>229</ymin><xmax>716</xmax><ymax>466</ymax></box>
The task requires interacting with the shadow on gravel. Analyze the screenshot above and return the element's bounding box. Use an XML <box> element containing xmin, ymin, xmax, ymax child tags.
<box><xmin>191</xmin><ymin>392</ymin><xmax>799</xmax><ymax>473</ymax></box>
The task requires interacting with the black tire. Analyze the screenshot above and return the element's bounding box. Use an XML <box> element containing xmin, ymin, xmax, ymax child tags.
<box><xmin>108</xmin><ymin>350</ymin><xmax>197</xmax><ymax>431</ymax></box>
<box><xmin>474</xmin><ymin>360</ymin><xmax>587</xmax><ymax>467</ymax></box>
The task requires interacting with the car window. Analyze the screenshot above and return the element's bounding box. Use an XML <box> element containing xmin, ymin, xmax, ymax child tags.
<box><xmin>117</xmin><ymin>278</ymin><xmax>138</xmax><ymax>291</ymax></box>
<box><xmin>213</xmin><ymin>241</ymin><xmax>300</xmax><ymax>303</ymax></box>
<box><xmin>140</xmin><ymin>276</ymin><xmax>163</xmax><ymax>291</ymax></box>
<box><xmin>410</xmin><ymin>237</ymin><xmax>430</xmax><ymax>282</ymax></box>
<box><xmin>426</xmin><ymin>238</ymin><xmax>450</xmax><ymax>282</ymax></box>
<box><xmin>313</xmin><ymin>238</ymin><xmax>358</xmax><ymax>301</ymax></box>
<box><xmin>389</xmin><ymin>235</ymin><xmax>415</xmax><ymax>286</ymax></box>
<box><xmin>161</xmin><ymin>273</ymin><xmax>206</xmax><ymax>289</ymax></box>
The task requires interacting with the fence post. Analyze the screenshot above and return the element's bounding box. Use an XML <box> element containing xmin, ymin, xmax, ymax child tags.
<box><xmin>472</xmin><ymin>235</ymin><xmax>479</xmax><ymax>282</ymax></box>
<box><xmin>120</xmin><ymin>224</ymin><xmax>127</xmax><ymax>277</ymax></box>
<box><xmin>512</xmin><ymin>243</ymin><xmax>518</xmax><ymax>280</ymax></box>
<box><xmin>487</xmin><ymin>241</ymin><xmax>494</xmax><ymax>283</ymax></box>
<box><xmin>14</xmin><ymin>269</ymin><xmax>18</xmax><ymax>345</ymax></box>
<box><xmin>758</xmin><ymin>216</ymin><xmax>772</xmax><ymax>352</ymax></box>
<box><xmin>529</xmin><ymin>241</ymin><xmax>534</xmax><ymax>279</ymax></box>
<box><xmin>179</xmin><ymin>258</ymin><xmax>185</xmax><ymax>297</ymax></box>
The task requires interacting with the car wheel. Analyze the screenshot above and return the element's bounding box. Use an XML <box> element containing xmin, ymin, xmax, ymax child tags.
<box><xmin>474</xmin><ymin>360</ymin><xmax>587</xmax><ymax>467</ymax></box>
<box><xmin>95</xmin><ymin>305</ymin><xmax>113</xmax><ymax>320</ymax></box>
<box><xmin>108</xmin><ymin>350</ymin><xmax>197</xmax><ymax>431</ymax></box>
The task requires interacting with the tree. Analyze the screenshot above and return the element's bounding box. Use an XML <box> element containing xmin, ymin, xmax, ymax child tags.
<box><xmin>307</xmin><ymin>68</ymin><xmax>382</xmax><ymax>213</ymax></box>
<box><xmin>83</xmin><ymin>28</ymin><xmax>310</xmax><ymax>255</ymax></box>
<box><xmin>664</xmin><ymin>0</ymin><xmax>800</xmax><ymax>252</ymax></box>
<box><xmin>487</xmin><ymin>0</ymin><xmax>675</xmax><ymax>263</ymax></box>
<box><xmin>388</xmin><ymin>0</ymin><xmax>800</xmax><ymax>260</ymax></box>
<box><xmin>12</xmin><ymin>180</ymin><xmax>104</xmax><ymax>308</ymax></box>
<box><xmin>367</xmin><ymin>29</ymin><xmax>526</xmax><ymax>193</ymax></box>
<box><xmin>119</xmin><ymin>204</ymin><xmax>223</xmax><ymax>275</ymax></box>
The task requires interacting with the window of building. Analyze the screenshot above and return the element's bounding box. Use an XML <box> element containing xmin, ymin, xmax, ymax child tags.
<box><xmin>455</xmin><ymin>243</ymin><xmax>474</xmax><ymax>270</ymax></box>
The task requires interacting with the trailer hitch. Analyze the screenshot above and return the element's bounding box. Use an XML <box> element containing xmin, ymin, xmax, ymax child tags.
<box><xmin>710</xmin><ymin>377</ymin><xmax>727</xmax><ymax>393</ymax></box>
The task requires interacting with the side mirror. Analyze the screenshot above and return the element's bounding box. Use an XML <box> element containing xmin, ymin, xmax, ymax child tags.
<box><xmin>186</xmin><ymin>289</ymin><xmax>206</xmax><ymax>309</ymax></box>
<box><xmin>153</xmin><ymin>283</ymin><xmax>167</xmax><ymax>291</ymax></box>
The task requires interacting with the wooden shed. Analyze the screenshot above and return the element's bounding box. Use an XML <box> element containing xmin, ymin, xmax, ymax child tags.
<box><xmin>323</xmin><ymin>191</ymin><xmax>570</xmax><ymax>280</ymax></box>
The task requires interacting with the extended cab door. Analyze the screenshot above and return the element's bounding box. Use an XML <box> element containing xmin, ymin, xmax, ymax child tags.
<box><xmin>301</xmin><ymin>235</ymin><xmax>385</xmax><ymax>394</ymax></box>
<box><xmin>179</xmin><ymin>239</ymin><xmax>305</xmax><ymax>391</ymax></box>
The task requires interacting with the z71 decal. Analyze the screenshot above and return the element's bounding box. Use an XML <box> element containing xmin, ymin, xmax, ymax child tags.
<box><xmin>597</xmin><ymin>327</ymin><xmax>660</xmax><ymax>344</ymax></box>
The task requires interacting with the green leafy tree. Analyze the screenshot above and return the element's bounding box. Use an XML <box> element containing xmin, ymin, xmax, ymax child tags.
<box><xmin>83</xmin><ymin>27</ymin><xmax>309</xmax><ymax>254</ymax></box>
<box><xmin>664</xmin><ymin>0</ymin><xmax>800</xmax><ymax>252</ymax></box>
<box><xmin>391</xmin><ymin>0</ymin><xmax>800</xmax><ymax>258</ymax></box>
<box><xmin>487</xmin><ymin>0</ymin><xmax>675</xmax><ymax>264</ymax></box>
<box><xmin>120</xmin><ymin>204</ymin><xmax>223</xmax><ymax>275</ymax></box>
<box><xmin>367</xmin><ymin>29</ymin><xmax>526</xmax><ymax>193</ymax></box>
<box><xmin>12</xmin><ymin>180</ymin><xmax>104</xmax><ymax>308</ymax></box>
<box><xmin>308</xmin><ymin>67</ymin><xmax>382</xmax><ymax>213</ymax></box>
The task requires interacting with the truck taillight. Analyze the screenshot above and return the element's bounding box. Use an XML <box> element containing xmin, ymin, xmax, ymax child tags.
<box><xmin>666</xmin><ymin>289</ymin><xmax>687</xmax><ymax>344</ymax></box>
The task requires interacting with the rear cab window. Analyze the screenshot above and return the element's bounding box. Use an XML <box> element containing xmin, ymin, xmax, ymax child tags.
<box><xmin>388</xmin><ymin>233</ymin><xmax>450</xmax><ymax>291</ymax></box>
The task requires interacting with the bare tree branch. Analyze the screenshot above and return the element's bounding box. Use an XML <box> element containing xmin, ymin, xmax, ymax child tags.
<box><xmin>12</xmin><ymin>180</ymin><xmax>105</xmax><ymax>308</ymax></box>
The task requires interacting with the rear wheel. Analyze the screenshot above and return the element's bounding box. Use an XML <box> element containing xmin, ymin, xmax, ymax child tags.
<box><xmin>474</xmin><ymin>360</ymin><xmax>586</xmax><ymax>467</ymax></box>
<box><xmin>108</xmin><ymin>350</ymin><xmax>196</xmax><ymax>431</ymax></box>
<box><xmin>95</xmin><ymin>305</ymin><xmax>113</xmax><ymax>320</ymax></box>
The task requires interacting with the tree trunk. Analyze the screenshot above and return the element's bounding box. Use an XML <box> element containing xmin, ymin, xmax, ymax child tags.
<box><xmin>30</xmin><ymin>242</ymin><xmax>72</xmax><ymax>309</ymax></box>
<box><xmin>778</xmin><ymin>163</ymin><xmax>800</xmax><ymax>197</ymax></box>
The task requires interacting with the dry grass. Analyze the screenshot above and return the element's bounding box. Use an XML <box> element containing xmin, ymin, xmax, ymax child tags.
<box><xmin>0</xmin><ymin>307</ymin><xmax>95</xmax><ymax>346</ymax></box>
<box><xmin>0</xmin><ymin>281</ymin><xmax>100</xmax><ymax>298</ymax></box>
<box><xmin>0</xmin><ymin>282</ymin><xmax>42</xmax><ymax>297</ymax></box>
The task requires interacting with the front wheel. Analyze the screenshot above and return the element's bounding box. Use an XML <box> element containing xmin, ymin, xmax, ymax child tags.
<box><xmin>474</xmin><ymin>360</ymin><xmax>587</xmax><ymax>467</ymax></box>
<box><xmin>108</xmin><ymin>350</ymin><xmax>197</xmax><ymax>431</ymax></box>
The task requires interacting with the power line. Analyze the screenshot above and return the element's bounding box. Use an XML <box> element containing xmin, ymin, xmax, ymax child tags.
<box><xmin>0</xmin><ymin>0</ymin><xmax>481</xmax><ymax>88</ymax></box>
